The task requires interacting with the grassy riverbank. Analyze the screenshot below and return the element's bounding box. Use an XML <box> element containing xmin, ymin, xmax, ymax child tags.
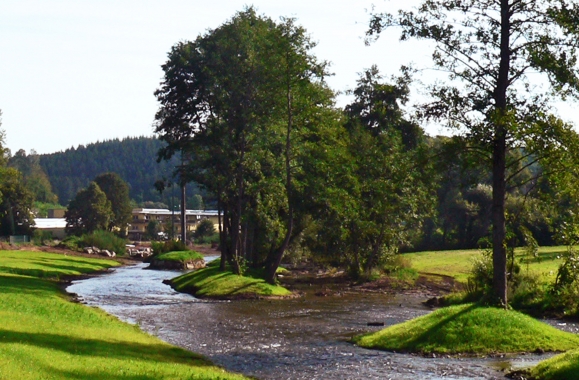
<box><xmin>0</xmin><ymin>250</ymin><xmax>247</xmax><ymax>379</ymax></box>
<box><xmin>170</xmin><ymin>259</ymin><xmax>292</xmax><ymax>299</ymax></box>
<box><xmin>353</xmin><ymin>303</ymin><xmax>579</xmax><ymax>355</ymax></box>
<box><xmin>405</xmin><ymin>246</ymin><xmax>566</xmax><ymax>284</ymax></box>
<box><xmin>529</xmin><ymin>348</ymin><xmax>579</xmax><ymax>379</ymax></box>
<box><xmin>155</xmin><ymin>250</ymin><xmax>204</xmax><ymax>262</ymax></box>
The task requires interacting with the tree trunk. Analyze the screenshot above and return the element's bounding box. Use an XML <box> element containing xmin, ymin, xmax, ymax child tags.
<box><xmin>492</xmin><ymin>132</ymin><xmax>507</xmax><ymax>306</ymax></box>
<box><xmin>491</xmin><ymin>0</ymin><xmax>510</xmax><ymax>307</ymax></box>
<box><xmin>264</xmin><ymin>65</ymin><xmax>294</xmax><ymax>284</ymax></box>
<box><xmin>180</xmin><ymin>183</ymin><xmax>186</xmax><ymax>243</ymax></box>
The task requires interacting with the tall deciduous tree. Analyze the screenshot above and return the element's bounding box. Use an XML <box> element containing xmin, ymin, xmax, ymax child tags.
<box><xmin>8</xmin><ymin>149</ymin><xmax>58</xmax><ymax>204</ymax></box>
<box><xmin>369</xmin><ymin>0</ymin><xmax>579</xmax><ymax>305</ymax></box>
<box><xmin>94</xmin><ymin>172</ymin><xmax>132</xmax><ymax>235</ymax></box>
<box><xmin>155</xmin><ymin>8</ymin><xmax>336</xmax><ymax>281</ymax></box>
<box><xmin>65</xmin><ymin>182</ymin><xmax>113</xmax><ymax>236</ymax></box>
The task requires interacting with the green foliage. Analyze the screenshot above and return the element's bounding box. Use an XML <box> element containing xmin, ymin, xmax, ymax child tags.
<box><xmin>151</xmin><ymin>240</ymin><xmax>188</xmax><ymax>255</ymax></box>
<box><xmin>33</xmin><ymin>201</ymin><xmax>65</xmax><ymax>218</ymax></box>
<box><xmin>0</xmin><ymin>250</ymin><xmax>246</xmax><ymax>379</ymax></box>
<box><xmin>310</xmin><ymin>67</ymin><xmax>435</xmax><ymax>278</ymax></box>
<box><xmin>32</xmin><ymin>229</ymin><xmax>53</xmax><ymax>245</ymax></box>
<box><xmin>155</xmin><ymin>8</ymin><xmax>338</xmax><ymax>279</ymax></box>
<box><xmin>145</xmin><ymin>220</ymin><xmax>162</xmax><ymax>240</ymax></box>
<box><xmin>170</xmin><ymin>261</ymin><xmax>292</xmax><ymax>299</ymax></box>
<box><xmin>531</xmin><ymin>348</ymin><xmax>579</xmax><ymax>380</ymax></box>
<box><xmin>38</xmin><ymin>136</ymin><xmax>206</xmax><ymax>205</ymax></box>
<box><xmin>155</xmin><ymin>250</ymin><xmax>203</xmax><ymax>262</ymax></box>
<box><xmin>353</xmin><ymin>303</ymin><xmax>579</xmax><ymax>354</ymax></box>
<box><xmin>8</xmin><ymin>149</ymin><xmax>58</xmax><ymax>204</ymax></box>
<box><xmin>94</xmin><ymin>172</ymin><xmax>132</xmax><ymax>234</ymax></box>
<box><xmin>79</xmin><ymin>230</ymin><xmax>127</xmax><ymax>255</ymax></box>
<box><xmin>368</xmin><ymin>0</ymin><xmax>579</xmax><ymax>305</ymax></box>
<box><xmin>65</xmin><ymin>182</ymin><xmax>113</xmax><ymax>236</ymax></box>
<box><xmin>0</xmin><ymin>166</ymin><xmax>35</xmax><ymax>236</ymax></box>
<box><xmin>194</xmin><ymin>219</ymin><xmax>216</xmax><ymax>239</ymax></box>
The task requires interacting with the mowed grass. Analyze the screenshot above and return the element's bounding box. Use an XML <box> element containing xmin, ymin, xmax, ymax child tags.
<box><xmin>353</xmin><ymin>303</ymin><xmax>579</xmax><ymax>355</ymax></box>
<box><xmin>170</xmin><ymin>260</ymin><xmax>292</xmax><ymax>299</ymax></box>
<box><xmin>0</xmin><ymin>250</ymin><xmax>247</xmax><ymax>379</ymax></box>
<box><xmin>156</xmin><ymin>250</ymin><xmax>204</xmax><ymax>262</ymax></box>
<box><xmin>405</xmin><ymin>246</ymin><xmax>568</xmax><ymax>284</ymax></box>
<box><xmin>530</xmin><ymin>348</ymin><xmax>579</xmax><ymax>380</ymax></box>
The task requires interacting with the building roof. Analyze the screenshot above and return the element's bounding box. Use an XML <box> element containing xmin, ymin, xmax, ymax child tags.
<box><xmin>132</xmin><ymin>208</ymin><xmax>218</xmax><ymax>216</ymax></box>
<box><xmin>34</xmin><ymin>218</ymin><xmax>67</xmax><ymax>229</ymax></box>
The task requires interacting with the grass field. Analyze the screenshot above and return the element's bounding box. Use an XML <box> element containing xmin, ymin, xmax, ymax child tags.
<box><xmin>170</xmin><ymin>259</ymin><xmax>292</xmax><ymax>299</ymax></box>
<box><xmin>0</xmin><ymin>250</ymin><xmax>247</xmax><ymax>379</ymax></box>
<box><xmin>353</xmin><ymin>303</ymin><xmax>579</xmax><ymax>355</ymax></box>
<box><xmin>404</xmin><ymin>246</ymin><xmax>568</xmax><ymax>284</ymax></box>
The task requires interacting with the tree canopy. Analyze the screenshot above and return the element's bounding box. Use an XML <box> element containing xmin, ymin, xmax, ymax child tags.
<box><xmin>368</xmin><ymin>0</ymin><xmax>579</xmax><ymax>305</ymax></box>
<box><xmin>155</xmin><ymin>8</ymin><xmax>339</xmax><ymax>281</ymax></box>
<box><xmin>65</xmin><ymin>182</ymin><xmax>113</xmax><ymax>236</ymax></box>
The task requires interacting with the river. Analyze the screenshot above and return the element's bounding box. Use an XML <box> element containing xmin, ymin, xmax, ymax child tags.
<box><xmin>67</xmin><ymin>260</ymin><xmax>566</xmax><ymax>379</ymax></box>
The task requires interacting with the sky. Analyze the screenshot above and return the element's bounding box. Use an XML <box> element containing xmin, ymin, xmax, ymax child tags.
<box><xmin>1</xmin><ymin>1</ymin><xmax>577</xmax><ymax>155</ymax></box>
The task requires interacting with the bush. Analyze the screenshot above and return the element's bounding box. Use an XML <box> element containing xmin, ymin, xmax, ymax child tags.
<box><xmin>60</xmin><ymin>235</ymin><xmax>82</xmax><ymax>251</ymax></box>
<box><xmin>151</xmin><ymin>240</ymin><xmax>188</xmax><ymax>255</ymax></box>
<box><xmin>543</xmin><ymin>247</ymin><xmax>579</xmax><ymax>316</ymax></box>
<box><xmin>32</xmin><ymin>230</ymin><xmax>53</xmax><ymax>246</ymax></box>
<box><xmin>194</xmin><ymin>219</ymin><xmax>216</xmax><ymax>240</ymax></box>
<box><xmin>79</xmin><ymin>230</ymin><xmax>127</xmax><ymax>255</ymax></box>
<box><xmin>194</xmin><ymin>233</ymin><xmax>219</xmax><ymax>245</ymax></box>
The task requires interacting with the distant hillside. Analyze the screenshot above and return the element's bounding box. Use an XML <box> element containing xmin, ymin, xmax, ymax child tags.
<box><xmin>39</xmin><ymin>136</ymin><xmax>200</xmax><ymax>205</ymax></box>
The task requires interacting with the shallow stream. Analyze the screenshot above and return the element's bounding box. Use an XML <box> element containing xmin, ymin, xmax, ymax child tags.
<box><xmin>67</xmin><ymin>260</ymin><xmax>573</xmax><ymax>379</ymax></box>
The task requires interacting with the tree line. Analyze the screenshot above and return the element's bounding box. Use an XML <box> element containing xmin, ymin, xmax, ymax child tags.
<box><xmin>155</xmin><ymin>5</ymin><xmax>579</xmax><ymax>305</ymax></box>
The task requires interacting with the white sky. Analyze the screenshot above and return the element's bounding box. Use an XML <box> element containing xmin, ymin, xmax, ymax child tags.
<box><xmin>1</xmin><ymin>1</ymin><xmax>577</xmax><ymax>154</ymax></box>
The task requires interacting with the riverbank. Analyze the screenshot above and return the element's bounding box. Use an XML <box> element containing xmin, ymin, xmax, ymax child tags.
<box><xmin>0</xmin><ymin>249</ymin><xmax>247</xmax><ymax>379</ymax></box>
<box><xmin>167</xmin><ymin>259</ymin><xmax>294</xmax><ymax>299</ymax></box>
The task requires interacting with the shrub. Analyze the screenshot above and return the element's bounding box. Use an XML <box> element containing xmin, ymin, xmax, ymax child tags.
<box><xmin>151</xmin><ymin>240</ymin><xmax>188</xmax><ymax>255</ymax></box>
<box><xmin>60</xmin><ymin>235</ymin><xmax>82</xmax><ymax>251</ymax></box>
<box><xmin>32</xmin><ymin>230</ymin><xmax>53</xmax><ymax>246</ymax></box>
<box><xmin>543</xmin><ymin>247</ymin><xmax>579</xmax><ymax>316</ymax></box>
<box><xmin>79</xmin><ymin>230</ymin><xmax>127</xmax><ymax>255</ymax></box>
<box><xmin>194</xmin><ymin>219</ymin><xmax>216</xmax><ymax>240</ymax></box>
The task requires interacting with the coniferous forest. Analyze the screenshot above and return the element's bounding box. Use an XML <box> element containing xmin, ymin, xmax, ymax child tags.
<box><xmin>38</xmin><ymin>136</ymin><xmax>203</xmax><ymax>206</ymax></box>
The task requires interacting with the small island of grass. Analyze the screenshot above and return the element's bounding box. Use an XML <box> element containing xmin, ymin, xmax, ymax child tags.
<box><xmin>353</xmin><ymin>303</ymin><xmax>579</xmax><ymax>355</ymax></box>
<box><xmin>149</xmin><ymin>250</ymin><xmax>205</xmax><ymax>270</ymax></box>
<box><xmin>167</xmin><ymin>259</ymin><xmax>293</xmax><ymax>299</ymax></box>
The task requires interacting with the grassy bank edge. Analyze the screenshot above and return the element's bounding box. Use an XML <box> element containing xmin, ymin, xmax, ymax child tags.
<box><xmin>0</xmin><ymin>250</ymin><xmax>247</xmax><ymax>379</ymax></box>
<box><xmin>168</xmin><ymin>260</ymin><xmax>294</xmax><ymax>300</ymax></box>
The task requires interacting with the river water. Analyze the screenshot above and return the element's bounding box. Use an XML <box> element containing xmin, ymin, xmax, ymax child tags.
<box><xmin>67</xmin><ymin>260</ymin><xmax>565</xmax><ymax>380</ymax></box>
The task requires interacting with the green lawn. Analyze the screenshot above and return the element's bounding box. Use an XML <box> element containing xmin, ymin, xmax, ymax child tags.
<box><xmin>530</xmin><ymin>348</ymin><xmax>579</xmax><ymax>380</ymax></box>
<box><xmin>170</xmin><ymin>260</ymin><xmax>292</xmax><ymax>299</ymax></box>
<box><xmin>353</xmin><ymin>303</ymin><xmax>579</xmax><ymax>355</ymax></box>
<box><xmin>405</xmin><ymin>246</ymin><xmax>567</xmax><ymax>284</ymax></box>
<box><xmin>0</xmin><ymin>250</ymin><xmax>247</xmax><ymax>379</ymax></box>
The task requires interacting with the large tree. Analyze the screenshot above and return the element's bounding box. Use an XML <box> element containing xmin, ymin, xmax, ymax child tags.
<box><xmin>94</xmin><ymin>172</ymin><xmax>132</xmax><ymax>235</ymax></box>
<box><xmin>65</xmin><ymin>182</ymin><xmax>113</xmax><ymax>236</ymax></box>
<box><xmin>155</xmin><ymin>8</ymin><xmax>336</xmax><ymax>282</ymax></box>
<box><xmin>0</xmin><ymin>112</ymin><xmax>35</xmax><ymax>236</ymax></box>
<box><xmin>369</xmin><ymin>0</ymin><xmax>579</xmax><ymax>305</ymax></box>
<box><xmin>8</xmin><ymin>149</ymin><xmax>58</xmax><ymax>204</ymax></box>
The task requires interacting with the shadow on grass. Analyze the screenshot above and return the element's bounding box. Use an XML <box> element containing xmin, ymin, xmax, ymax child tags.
<box><xmin>521</xmin><ymin>251</ymin><xmax>563</xmax><ymax>264</ymax></box>
<box><xmin>0</xmin><ymin>329</ymin><xmax>213</xmax><ymax>368</ymax></box>
<box><xmin>360</xmin><ymin>304</ymin><xmax>479</xmax><ymax>353</ymax></box>
<box><xmin>0</xmin><ymin>273</ymin><xmax>58</xmax><ymax>295</ymax></box>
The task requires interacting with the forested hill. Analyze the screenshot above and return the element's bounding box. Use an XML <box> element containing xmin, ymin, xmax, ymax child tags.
<box><xmin>39</xmin><ymin>136</ymin><xmax>183</xmax><ymax>204</ymax></box>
